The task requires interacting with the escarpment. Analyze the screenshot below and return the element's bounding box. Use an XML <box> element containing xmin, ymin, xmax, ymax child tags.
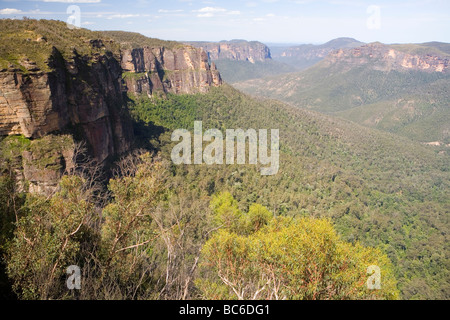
<box><xmin>185</xmin><ymin>40</ymin><xmax>272</xmax><ymax>63</ymax></box>
<box><xmin>0</xmin><ymin>19</ymin><xmax>223</xmax><ymax>195</ymax></box>
<box><xmin>0</xmin><ymin>45</ymin><xmax>134</xmax><ymax>164</ymax></box>
<box><xmin>120</xmin><ymin>46</ymin><xmax>222</xmax><ymax>96</ymax></box>
<box><xmin>324</xmin><ymin>43</ymin><xmax>449</xmax><ymax>73</ymax></box>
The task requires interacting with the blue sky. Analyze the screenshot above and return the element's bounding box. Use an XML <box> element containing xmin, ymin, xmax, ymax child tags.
<box><xmin>0</xmin><ymin>0</ymin><xmax>449</xmax><ymax>44</ymax></box>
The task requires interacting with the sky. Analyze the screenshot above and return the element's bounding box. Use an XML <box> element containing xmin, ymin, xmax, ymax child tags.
<box><xmin>0</xmin><ymin>0</ymin><xmax>449</xmax><ymax>45</ymax></box>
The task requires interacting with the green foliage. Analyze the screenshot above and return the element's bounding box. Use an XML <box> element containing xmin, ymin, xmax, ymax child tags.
<box><xmin>127</xmin><ymin>93</ymin><xmax>202</xmax><ymax>130</ymax></box>
<box><xmin>128</xmin><ymin>84</ymin><xmax>449</xmax><ymax>299</ymax></box>
<box><xmin>245</xmin><ymin>203</ymin><xmax>273</xmax><ymax>234</ymax></box>
<box><xmin>0</xmin><ymin>19</ymin><xmax>121</xmax><ymax>72</ymax></box>
<box><xmin>100</xmin><ymin>30</ymin><xmax>183</xmax><ymax>50</ymax></box>
<box><xmin>0</xmin><ymin>135</ymin><xmax>31</xmax><ymax>167</ymax></box>
<box><xmin>197</xmin><ymin>193</ymin><xmax>400</xmax><ymax>300</ymax></box>
<box><xmin>210</xmin><ymin>191</ymin><xmax>243</xmax><ymax>231</ymax></box>
<box><xmin>0</xmin><ymin>172</ymin><xmax>23</xmax><ymax>299</ymax></box>
<box><xmin>2</xmin><ymin>152</ymin><xmax>213</xmax><ymax>300</ymax></box>
<box><xmin>3</xmin><ymin>154</ymin><xmax>172</xmax><ymax>300</ymax></box>
<box><xmin>1</xmin><ymin>20</ymin><xmax>448</xmax><ymax>300</ymax></box>
<box><xmin>391</xmin><ymin>42</ymin><xmax>450</xmax><ymax>58</ymax></box>
<box><xmin>27</xmin><ymin>135</ymin><xmax>74</xmax><ymax>170</ymax></box>
<box><xmin>214</xmin><ymin>59</ymin><xmax>294</xmax><ymax>83</ymax></box>
<box><xmin>0</xmin><ymin>134</ymin><xmax>73</xmax><ymax>171</ymax></box>
<box><xmin>6</xmin><ymin>175</ymin><xmax>96</xmax><ymax>299</ymax></box>
<box><xmin>235</xmin><ymin>60</ymin><xmax>450</xmax><ymax>143</ymax></box>
<box><xmin>97</xmin><ymin>155</ymin><xmax>168</xmax><ymax>299</ymax></box>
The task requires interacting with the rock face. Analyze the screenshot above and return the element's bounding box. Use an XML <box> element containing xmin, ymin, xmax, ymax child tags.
<box><xmin>0</xmin><ymin>42</ymin><xmax>223</xmax><ymax>166</ymax></box>
<box><xmin>21</xmin><ymin>135</ymin><xmax>76</xmax><ymax>195</ymax></box>
<box><xmin>121</xmin><ymin>46</ymin><xmax>222</xmax><ymax>96</ymax></box>
<box><xmin>323</xmin><ymin>43</ymin><xmax>449</xmax><ymax>73</ymax></box>
<box><xmin>185</xmin><ymin>40</ymin><xmax>271</xmax><ymax>63</ymax></box>
<box><xmin>0</xmin><ymin>45</ymin><xmax>134</xmax><ymax>164</ymax></box>
<box><xmin>0</xmin><ymin>24</ymin><xmax>224</xmax><ymax>195</ymax></box>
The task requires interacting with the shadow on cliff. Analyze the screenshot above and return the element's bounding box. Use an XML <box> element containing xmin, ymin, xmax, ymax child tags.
<box><xmin>131</xmin><ymin>118</ymin><xmax>167</xmax><ymax>152</ymax></box>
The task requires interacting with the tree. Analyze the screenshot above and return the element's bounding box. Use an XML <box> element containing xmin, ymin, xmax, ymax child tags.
<box><xmin>196</xmin><ymin>192</ymin><xmax>400</xmax><ymax>300</ymax></box>
<box><xmin>94</xmin><ymin>153</ymin><xmax>167</xmax><ymax>299</ymax></box>
<box><xmin>6</xmin><ymin>175</ymin><xmax>97</xmax><ymax>299</ymax></box>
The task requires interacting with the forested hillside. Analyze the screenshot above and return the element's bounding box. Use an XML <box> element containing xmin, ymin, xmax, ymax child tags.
<box><xmin>235</xmin><ymin>43</ymin><xmax>450</xmax><ymax>145</ymax></box>
<box><xmin>127</xmin><ymin>85</ymin><xmax>449</xmax><ymax>299</ymax></box>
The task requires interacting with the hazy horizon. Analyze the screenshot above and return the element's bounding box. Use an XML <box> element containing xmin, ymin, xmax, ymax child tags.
<box><xmin>0</xmin><ymin>0</ymin><xmax>449</xmax><ymax>45</ymax></box>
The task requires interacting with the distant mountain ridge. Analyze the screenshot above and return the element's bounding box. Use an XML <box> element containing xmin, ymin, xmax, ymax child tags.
<box><xmin>277</xmin><ymin>37</ymin><xmax>365</xmax><ymax>57</ymax></box>
<box><xmin>235</xmin><ymin>41</ymin><xmax>450</xmax><ymax>144</ymax></box>
<box><xmin>270</xmin><ymin>37</ymin><xmax>365</xmax><ymax>70</ymax></box>
<box><xmin>323</xmin><ymin>42</ymin><xmax>449</xmax><ymax>73</ymax></box>
<box><xmin>185</xmin><ymin>39</ymin><xmax>271</xmax><ymax>63</ymax></box>
<box><xmin>184</xmin><ymin>39</ymin><xmax>294</xmax><ymax>83</ymax></box>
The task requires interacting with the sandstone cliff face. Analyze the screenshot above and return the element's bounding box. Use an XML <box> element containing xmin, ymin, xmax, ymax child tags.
<box><xmin>121</xmin><ymin>46</ymin><xmax>222</xmax><ymax>96</ymax></box>
<box><xmin>323</xmin><ymin>43</ymin><xmax>449</xmax><ymax>73</ymax></box>
<box><xmin>21</xmin><ymin>135</ymin><xmax>76</xmax><ymax>195</ymax></box>
<box><xmin>186</xmin><ymin>40</ymin><xmax>271</xmax><ymax>63</ymax></box>
<box><xmin>0</xmin><ymin>45</ymin><xmax>134</xmax><ymax>164</ymax></box>
<box><xmin>0</xmin><ymin>29</ymin><xmax>224</xmax><ymax>194</ymax></box>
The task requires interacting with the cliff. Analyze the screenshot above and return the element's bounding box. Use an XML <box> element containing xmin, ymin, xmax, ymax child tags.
<box><xmin>120</xmin><ymin>46</ymin><xmax>222</xmax><ymax>96</ymax></box>
<box><xmin>0</xmin><ymin>20</ymin><xmax>223</xmax><ymax>195</ymax></box>
<box><xmin>323</xmin><ymin>42</ymin><xmax>449</xmax><ymax>73</ymax></box>
<box><xmin>185</xmin><ymin>40</ymin><xmax>271</xmax><ymax>63</ymax></box>
<box><xmin>0</xmin><ymin>44</ymin><xmax>133</xmax><ymax>164</ymax></box>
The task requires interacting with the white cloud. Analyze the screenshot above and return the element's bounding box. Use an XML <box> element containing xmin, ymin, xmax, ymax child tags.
<box><xmin>107</xmin><ymin>14</ymin><xmax>140</xmax><ymax>19</ymax></box>
<box><xmin>158</xmin><ymin>9</ymin><xmax>184</xmax><ymax>13</ymax></box>
<box><xmin>0</xmin><ymin>8</ymin><xmax>23</xmax><ymax>15</ymax></box>
<box><xmin>194</xmin><ymin>7</ymin><xmax>227</xmax><ymax>13</ymax></box>
<box><xmin>193</xmin><ymin>6</ymin><xmax>240</xmax><ymax>18</ymax></box>
<box><xmin>198</xmin><ymin>13</ymin><xmax>214</xmax><ymax>18</ymax></box>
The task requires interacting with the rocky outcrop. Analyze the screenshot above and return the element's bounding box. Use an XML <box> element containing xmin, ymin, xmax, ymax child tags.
<box><xmin>21</xmin><ymin>135</ymin><xmax>76</xmax><ymax>195</ymax></box>
<box><xmin>0</xmin><ymin>18</ymin><xmax>226</xmax><ymax>195</ymax></box>
<box><xmin>185</xmin><ymin>40</ymin><xmax>271</xmax><ymax>63</ymax></box>
<box><xmin>0</xmin><ymin>25</ymin><xmax>225</xmax><ymax>194</ymax></box>
<box><xmin>323</xmin><ymin>43</ymin><xmax>449</xmax><ymax>73</ymax></box>
<box><xmin>0</xmin><ymin>44</ymin><xmax>134</xmax><ymax>164</ymax></box>
<box><xmin>121</xmin><ymin>45</ymin><xmax>222</xmax><ymax>96</ymax></box>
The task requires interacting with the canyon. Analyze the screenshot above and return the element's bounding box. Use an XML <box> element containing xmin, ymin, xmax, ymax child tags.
<box><xmin>185</xmin><ymin>40</ymin><xmax>271</xmax><ymax>63</ymax></box>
